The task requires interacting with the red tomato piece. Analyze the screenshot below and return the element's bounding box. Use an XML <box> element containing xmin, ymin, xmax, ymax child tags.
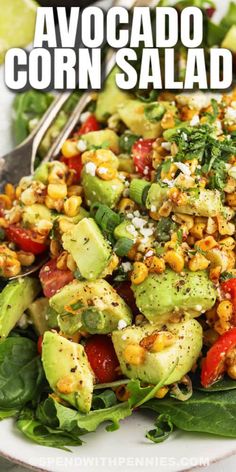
<box><xmin>85</xmin><ymin>335</ymin><xmax>120</xmax><ymax>383</ymax></box>
<box><xmin>115</xmin><ymin>282</ymin><xmax>138</xmax><ymax>315</ymax></box>
<box><xmin>132</xmin><ymin>139</ymin><xmax>155</xmax><ymax>178</ymax></box>
<box><xmin>39</xmin><ymin>258</ymin><xmax>74</xmax><ymax>298</ymax></box>
<box><xmin>201</xmin><ymin>328</ymin><xmax>236</xmax><ymax>387</ymax></box>
<box><xmin>6</xmin><ymin>225</ymin><xmax>47</xmax><ymax>255</ymax></box>
<box><xmin>77</xmin><ymin>115</ymin><xmax>100</xmax><ymax>136</ymax></box>
<box><xmin>206</xmin><ymin>7</ymin><xmax>215</xmax><ymax>18</ymax></box>
<box><xmin>221</xmin><ymin>278</ymin><xmax>236</xmax><ymax>319</ymax></box>
<box><xmin>37</xmin><ymin>335</ymin><xmax>43</xmax><ymax>355</ymax></box>
<box><xmin>61</xmin><ymin>154</ymin><xmax>83</xmax><ymax>183</ymax></box>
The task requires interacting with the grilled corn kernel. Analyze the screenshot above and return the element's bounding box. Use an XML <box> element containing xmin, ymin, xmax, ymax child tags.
<box><xmin>56</xmin><ymin>251</ymin><xmax>68</xmax><ymax>270</ymax></box>
<box><xmin>220</xmin><ymin>237</ymin><xmax>235</xmax><ymax>251</ymax></box>
<box><xmin>145</xmin><ymin>255</ymin><xmax>165</xmax><ymax>274</ymax></box>
<box><xmin>206</xmin><ymin>217</ymin><xmax>217</xmax><ymax>235</ymax></box>
<box><xmin>226</xmin><ymin>193</ymin><xmax>236</xmax><ymax>207</ymax></box>
<box><xmin>217</xmin><ymin>300</ymin><xmax>233</xmax><ymax>322</ymax></box>
<box><xmin>190</xmin><ymin>223</ymin><xmax>206</xmax><ymax>239</ymax></box>
<box><xmin>6</xmin><ymin>207</ymin><xmax>22</xmax><ymax>225</ymax></box>
<box><xmin>151</xmin><ymin>332</ymin><xmax>175</xmax><ymax>352</ymax></box>
<box><xmin>217</xmin><ymin>215</ymin><xmax>235</xmax><ymax>236</ymax></box>
<box><xmin>164</xmin><ymin>250</ymin><xmax>185</xmax><ymax>273</ymax></box>
<box><xmin>5</xmin><ymin>183</ymin><xmax>15</xmax><ymax>200</ymax></box>
<box><xmin>131</xmin><ymin>262</ymin><xmax>149</xmax><ymax>285</ymax></box>
<box><xmin>188</xmin><ymin>253</ymin><xmax>210</xmax><ymax>272</ymax></box>
<box><xmin>158</xmin><ymin>201</ymin><xmax>173</xmax><ymax>218</ymax></box>
<box><xmin>3</xmin><ymin>257</ymin><xmax>21</xmax><ymax>277</ymax></box>
<box><xmin>67</xmin><ymin>185</ymin><xmax>83</xmax><ymax>197</ymax></box>
<box><xmin>174</xmin><ymin>213</ymin><xmax>194</xmax><ymax>230</ymax></box>
<box><xmin>118</xmin><ymin>198</ymin><xmax>137</xmax><ymax>213</ymax></box>
<box><xmin>205</xmin><ymin>248</ymin><xmax>229</xmax><ymax>272</ymax></box>
<box><xmin>214</xmin><ymin>320</ymin><xmax>231</xmax><ymax>335</ymax></box>
<box><xmin>50</xmin><ymin>239</ymin><xmax>61</xmax><ymax>258</ymax></box>
<box><xmin>149</xmin><ymin>210</ymin><xmax>160</xmax><ymax>221</ymax></box>
<box><xmin>209</xmin><ymin>266</ymin><xmax>221</xmax><ymax>284</ymax></box>
<box><xmin>20</xmin><ymin>188</ymin><xmax>36</xmax><ymax>206</ymax></box>
<box><xmin>195</xmin><ymin>236</ymin><xmax>218</xmax><ymax>252</ymax></box>
<box><xmin>45</xmin><ymin>196</ymin><xmax>64</xmax><ymax>212</ymax></box>
<box><xmin>64</xmin><ymin>196</ymin><xmax>82</xmax><ymax>217</ymax></box>
<box><xmin>96</xmin><ymin>164</ymin><xmax>117</xmax><ymax>181</ymax></box>
<box><xmin>0</xmin><ymin>194</ymin><xmax>12</xmax><ymax>210</ymax></box>
<box><xmin>61</xmin><ymin>140</ymin><xmax>78</xmax><ymax>158</ymax></box>
<box><xmin>115</xmin><ymin>385</ymin><xmax>130</xmax><ymax>402</ymax></box>
<box><xmin>58</xmin><ymin>217</ymin><xmax>75</xmax><ymax>234</ymax></box>
<box><xmin>17</xmin><ymin>251</ymin><xmax>35</xmax><ymax>267</ymax></box>
<box><xmin>161</xmin><ymin>111</ymin><xmax>175</xmax><ymax>129</ymax></box>
<box><xmin>0</xmin><ymin>218</ymin><xmax>8</xmax><ymax>228</ymax></box>
<box><xmin>123</xmin><ymin>344</ymin><xmax>146</xmax><ymax>365</ymax></box>
<box><xmin>227</xmin><ymin>365</ymin><xmax>236</xmax><ymax>380</ymax></box>
<box><xmin>36</xmin><ymin>219</ymin><xmax>53</xmax><ymax>236</ymax></box>
<box><xmin>47</xmin><ymin>183</ymin><xmax>67</xmax><ymax>200</ymax></box>
<box><xmin>155</xmin><ymin>386</ymin><xmax>169</xmax><ymax>399</ymax></box>
<box><xmin>67</xmin><ymin>254</ymin><xmax>77</xmax><ymax>272</ymax></box>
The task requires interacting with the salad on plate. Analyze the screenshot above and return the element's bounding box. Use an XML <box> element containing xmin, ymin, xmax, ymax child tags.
<box><xmin>0</xmin><ymin>0</ymin><xmax>236</xmax><ymax>452</ymax></box>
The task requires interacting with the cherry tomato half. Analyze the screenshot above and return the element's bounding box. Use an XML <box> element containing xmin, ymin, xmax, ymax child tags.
<box><xmin>37</xmin><ymin>335</ymin><xmax>43</xmax><ymax>355</ymax></box>
<box><xmin>132</xmin><ymin>139</ymin><xmax>155</xmax><ymax>178</ymax></box>
<box><xmin>85</xmin><ymin>335</ymin><xmax>119</xmax><ymax>383</ymax></box>
<box><xmin>61</xmin><ymin>154</ymin><xmax>83</xmax><ymax>183</ymax></box>
<box><xmin>39</xmin><ymin>258</ymin><xmax>74</xmax><ymax>298</ymax></box>
<box><xmin>221</xmin><ymin>277</ymin><xmax>236</xmax><ymax>320</ymax></box>
<box><xmin>6</xmin><ymin>225</ymin><xmax>47</xmax><ymax>255</ymax></box>
<box><xmin>77</xmin><ymin>115</ymin><xmax>100</xmax><ymax>136</ymax></box>
<box><xmin>201</xmin><ymin>328</ymin><xmax>236</xmax><ymax>387</ymax></box>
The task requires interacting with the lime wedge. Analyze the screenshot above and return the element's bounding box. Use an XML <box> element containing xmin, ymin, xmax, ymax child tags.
<box><xmin>0</xmin><ymin>0</ymin><xmax>38</xmax><ymax>64</ymax></box>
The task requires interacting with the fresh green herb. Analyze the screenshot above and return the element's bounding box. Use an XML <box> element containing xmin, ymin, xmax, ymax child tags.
<box><xmin>220</xmin><ymin>271</ymin><xmax>235</xmax><ymax>282</ymax></box>
<box><xmin>144</xmin><ymin>103</ymin><xmax>166</xmax><ymax>122</ymax></box>
<box><xmin>203</xmin><ymin>99</ymin><xmax>219</xmax><ymax>123</ymax></box>
<box><xmin>177</xmin><ymin>228</ymin><xmax>183</xmax><ymax>244</ymax></box>
<box><xmin>0</xmin><ymin>409</ymin><xmax>18</xmax><ymax>420</ymax></box>
<box><xmin>156</xmin><ymin>217</ymin><xmax>177</xmax><ymax>243</ymax></box>
<box><xmin>135</xmin><ymin>90</ymin><xmax>159</xmax><ymax>103</ymax></box>
<box><xmin>119</xmin><ymin>132</ymin><xmax>140</xmax><ymax>154</ymax></box>
<box><xmin>88</xmin><ymin>141</ymin><xmax>110</xmax><ymax>151</ymax></box>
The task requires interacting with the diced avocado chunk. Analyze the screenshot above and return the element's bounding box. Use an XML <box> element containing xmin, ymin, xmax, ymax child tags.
<box><xmin>42</xmin><ymin>331</ymin><xmax>94</xmax><ymax>413</ymax></box>
<box><xmin>50</xmin><ymin>279</ymin><xmax>132</xmax><ymax>335</ymax></box>
<box><xmin>81</xmin><ymin>129</ymin><xmax>120</xmax><ymax>154</ymax></box>
<box><xmin>22</xmin><ymin>204</ymin><xmax>52</xmax><ymax>227</ymax></box>
<box><xmin>118</xmin><ymin>100</ymin><xmax>162</xmax><ymax>139</ymax></box>
<box><xmin>132</xmin><ymin>269</ymin><xmax>216</xmax><ymax>324</ymax></box>
<box><xmin>118</xmin><ymin>154</ymin><xmax>135</xmax><ymax>173</ymax></box>
<box><xmin>146</xmin><ymin>183</ymin><xmax>222</xmax><ymax>217</ymax></box>
<box><xmin>95</xmin><ymin>67</ymin><xmax>131</xmax><ymax>122</ymax></box>
<box><xmin>46</xmin><ymin>306</ymin><xmax>59</xmax><ymax>329</ymax></box>
<box><xmin>114</xmin><ymin>220</ymin><xmax>135</xmax><ymax>241</ymax></box>
<box><xmin>26</xmin><ymin>297</ymin><xmax>49</xmax><ymax>335</ymax></box>
<box><xmin>0</xmin><ymin>278</ymin><xmax>41</xmax><ymax>340</ymax></box>
<box><xmin>112</xmin><ymin>319</ymin><xmax>202</xmax><ymax>385</ymax></box>
<box><xmin>82</xmin><ymin>170</ymin><xmax>124</xmax><ymax>209</ymax></box>
<box><xmin>62</xmin><ymin>218</ymin><xmax>112</xmax><ymax>280</ymax></box>
<box><xmin>222</xmin><ymin>25</ymin><xmax>236</xmax><ymax>53</ymax></box>
<box><xmin>33</xmin><ymin>163</ymin><xmax>49</xmax><ymax>184</ymax></box>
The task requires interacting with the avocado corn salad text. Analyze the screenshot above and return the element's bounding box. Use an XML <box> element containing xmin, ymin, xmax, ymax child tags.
<box><xmin>2</xmin><ymin>84</ymin><xmax>236</xmax><ymax>447</ymax></box>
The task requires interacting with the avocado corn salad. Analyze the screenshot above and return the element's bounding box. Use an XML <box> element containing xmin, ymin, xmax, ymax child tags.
<box><xmin>2</xmin><ymin>85</ymin><xmax>236</xmax><ymax>447</ymax></box>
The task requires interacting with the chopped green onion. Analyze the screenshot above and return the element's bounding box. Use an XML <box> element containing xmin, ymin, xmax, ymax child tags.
<box><xmin>113</xmin><ymin>238</ymin><xmax>134</xmax><ymax>257</ymax></box>
<box><xmin>81</xmin><ymin>308</ymin><xmax>106</xmax><ymax>333</ymax></box>
<box><xmin>91</xmin><ymin>203</ymin><xmax>121</xmax><ymax>235</ymax></box>
<box><xmin>119</xmin><ymin>132</ymin><xmax>140</xmax><ymax>154</ymax></box>
<box><xmin>129</xmin><ymin>179</ymin><xmax>151</xmax><ymax>205</ymax></box>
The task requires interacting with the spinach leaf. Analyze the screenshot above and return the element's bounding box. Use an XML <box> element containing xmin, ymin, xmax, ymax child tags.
<box><xmin>92</xmin><ymin>389</ymin><xmax>117</xmax><ymax>410</ymax></box>
<box><xmin>0</xmin><ymin>337</ymin><xmax>44</xmax><ymax>409</ymax></box>
<box><xmin>146</xmin><ymin>414</ymin><xmax>173</xmax><ymax>444</ymax></box>
<box><xmin>143</xmin><ymin>389</ymin><xmax>236</xmax><ymax>437</ymax></box>
<box><xmin>17</xmin><ymin>409</ymin><xmax>82</xmax><ymax>451</ymax></box>
<box><xmin>37</xmin><ymin>397</ymin><xmax>132</xmax><ymax>435</ymax></box>
<box><xmin>197</xmin><ymin>376</ymin><xmax>236</xmax><ymax>392</ymax></box>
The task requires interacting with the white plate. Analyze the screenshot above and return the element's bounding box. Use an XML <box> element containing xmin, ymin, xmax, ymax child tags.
<box><xmin>0</xmin><ymin>1</ymin><xmax>236</xmax><ymax>471</ymax></box>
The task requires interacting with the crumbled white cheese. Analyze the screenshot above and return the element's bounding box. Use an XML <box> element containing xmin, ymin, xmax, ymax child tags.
<box><xmin>145</xmin><ymin>249</ymin><xmax>154</xmax><ymax>258</ymax></box>
<box><xmin>176</xmin><ymin>92</ymin><xmax>221</xmax><ymax>110</ymax></box>
<box><xmin>97</xmin><ymin>167</ymin><xmax>108</xmax><ymax>175</ymax></box>
<box><xmin>133</xmin><ymin>210</ymin><xmax>141</xmax><ymax>217</ymax></box>
<box><xmin>118</xmin><ymin>319</ymin><xmax>127</xmax><ymax>330</ymax></box>
<box><xmin>195</xmin><ymin>305</ymin><xmax>203</xmax><ymax>312</ymax></box>
<box><xmin>228</xmin><ymin>166</ymin><xmax>236</xmax><ymax>179</ymax></box>
<box><xmin>150</xmin><ymin>205</ymin><xmax>157</xmax><ymax>212</ymax></box>
<box><xmin>182</xmin><ymin>132</ymin><xmax>188</xmax><ymax>141</ymax></box>
<box><xmin>121</xmin><ymin>262</ymin><xmax>132</xmax><ymax>273</ymax></box>
<box><xmin>77</xmin><ymin>139</ymin><xmax>87</xmax><ymax>152</ymax></box>
<box><xmin>175</xmin><ymin>162</ymin><xmax>191</xmax><ymax>176</ymax></box>
<box><xmin>132</xmin><ymin>217</ymin><xmax>146</xmax><ymax>229</ymax></box>
<box><xmin>225</xmin><ymin>107</ymin><xmax>236</xmax><ymax>124</ymax></box>
<box><xmin>127</xmin><ymin>213</ymin><xmax>134</xmax><ymax>219</ymax></box>
<box><xmin>161</xmin><ymin>142</ymin><xmax>171</xmax><ymax>151</ymax></box>
<box><xmin>80</xmin><ymin>111</ymin><xmax>91</xmax><ymax>123</ymax></box>
<box><xmin>143</xmin><ymin>166</ymin><xmax>150</xmax><ymax>176</ymax></box>
<box><xmin>190</xmin><ymin>115</ymin><xmax>200</xmax><ymax>126</ymax></box>
<box><xmin>140</xmin><ymin>227</ymin><xmax>154</xmax><ymax>237</ymax></box>
<box><xmin>85</xmin><ymin>162</ymin><xmax>96</xmax><ymax>176</ymax></box>
<box><xmin>162</xmin><ymin>179</ymin><xmax>175</xmax><ymax>188</ymax></box>
<box><xmin>126</xmin><ymin>224</ymin><xmax>138</xmax><ymax>237</ymax></box>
